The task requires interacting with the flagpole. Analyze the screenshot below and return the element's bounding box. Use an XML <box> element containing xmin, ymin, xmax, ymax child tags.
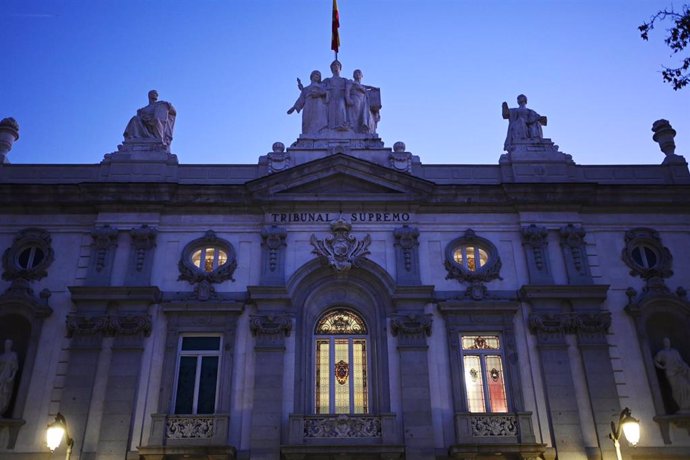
<box><xmin>331</xmin><ymin>0</ymin><xmax>340</xmax><ymax>61</ymax></box>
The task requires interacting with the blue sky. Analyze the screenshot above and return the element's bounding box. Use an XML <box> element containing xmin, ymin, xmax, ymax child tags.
<box><xmin>2</xmin><ymin>0</ymin><xmax>688</xmax><ymax>165</ymax></box>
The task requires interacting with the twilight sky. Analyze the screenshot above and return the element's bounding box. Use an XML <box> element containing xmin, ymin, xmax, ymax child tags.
<box><xmin>2</xmin><ymin>0</ymin><xmax>688</xmax><ymax>166</ymax></box>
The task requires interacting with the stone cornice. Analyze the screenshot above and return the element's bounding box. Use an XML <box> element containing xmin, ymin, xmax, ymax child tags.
<box><xmin>519</xmin><ymin>284</ymin><xmax>609</xmax><ymax>304</ymax></box>
<box><xmin>0</xmin><ymin>181</ymin><xmax>689</xmax><ymax>214</ymax></box>
<box><xmin>68</xmin><ymin>286</ymin><xmax>162</xmax><ymax>304</ymax></box>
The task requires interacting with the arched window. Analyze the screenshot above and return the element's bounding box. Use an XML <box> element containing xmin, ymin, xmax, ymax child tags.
<box><xmin>314</xmin><ymin>309</ymin><xmax>369</xmax><ymax>414</ymax></box>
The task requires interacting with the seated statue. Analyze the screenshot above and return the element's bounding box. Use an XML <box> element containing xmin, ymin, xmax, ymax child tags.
<box><xmin>124</xmin><ymin>90</ymin><xmax>176</xmax><ymax>146</ymax></box>
<box><xmin>502</xmin><ymin>94</ymin><xmax>547</xmax><ymax>151</ymax></box>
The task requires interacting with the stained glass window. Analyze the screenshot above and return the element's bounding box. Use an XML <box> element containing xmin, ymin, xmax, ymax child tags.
<box><xmin>314</xmin><ymin>309</ymin><xmax>368</xmax><ymax>414</ymax></box>
<box><xmin>461</xmin><ymin>335</ymin><xmax>508</xmax><ymax>413</ymax></box>
<box><xmin>174</xmin><ymin>336</ymin><xmax>221</xmax><ymax>414</ymax></box>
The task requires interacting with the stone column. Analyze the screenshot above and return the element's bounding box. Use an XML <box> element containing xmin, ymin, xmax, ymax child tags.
<box><xmin>391</xmin><ymin>313</ymin><xmax>435</xmax><ymax>460</ymax></box>
<box><xmin>528</xmin><ymin>311</ymin><xmax>587</xmax><ymax>459</ymax></box>
<box><xmin>248</xmin><ymin>313</ymin><xmax>292</xmax><ymax>460</ymax></box>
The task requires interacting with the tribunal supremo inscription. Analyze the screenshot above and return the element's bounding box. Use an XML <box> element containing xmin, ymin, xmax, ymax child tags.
<box><xmin>269</xmin><ymin>212</ymin><xmax>411</xmax><ymax>224</ymax></box>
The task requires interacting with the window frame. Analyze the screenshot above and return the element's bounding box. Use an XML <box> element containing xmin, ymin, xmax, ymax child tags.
<box><xmin>178</xmin><ymin>230</ymin><xmax>238</xmax><ymax>284</ymax></box>
<box><xmin>459</xmin><ymin>334</ymin><xmax>509</xmax><ymax>413</ymax></box>
<box><xmin>172</xmin><ymin>334</ymin><xmax>223</xmax><ymax>415</ymax></box>
<box><xmin>312</xmin><ymin>308</ymin><xmax>370</xmax><ymax>415</ymax></box>
<box><xmin>444</xmin><ymin>229</ymin><xmax>502</xmax><ymax>285</ymax></box>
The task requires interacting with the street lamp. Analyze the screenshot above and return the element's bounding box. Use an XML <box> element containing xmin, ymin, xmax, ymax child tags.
<box><xmin>609</xmin><ymin>407</ymin><xmax>640</xmax><ymax>460</ymax></box>
<box><xmin>46</xmin><ymin>412</ymin><xmax>74</xmax><ymax>460</ymax></box>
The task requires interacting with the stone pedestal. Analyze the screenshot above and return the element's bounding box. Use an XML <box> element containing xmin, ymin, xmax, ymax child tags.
<box><xmin>500</xmin><ymin>139</ymin><xmax>575</xmax><ymax>182</ymax></box>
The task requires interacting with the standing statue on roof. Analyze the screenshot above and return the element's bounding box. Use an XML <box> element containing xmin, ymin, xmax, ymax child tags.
<box><xmin>502</xmin><ymin>94</ymin><xmax>547</xmax><ymax>151</ymax></box>
<box><xmin>287</xmin><ymin>70</ymin><xmax>328</xmax><ymax>135</ymax></box>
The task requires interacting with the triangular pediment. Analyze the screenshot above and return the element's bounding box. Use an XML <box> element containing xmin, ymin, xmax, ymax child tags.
<box><xmin>246</xmin><ymin>154</ymin><xmax>434</xmax><ymax>202</ymax></box>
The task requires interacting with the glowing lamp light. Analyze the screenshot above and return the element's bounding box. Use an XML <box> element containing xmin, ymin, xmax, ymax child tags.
<box><xmin>621</xmin><ymin>413</ymin><xmax>641</xmax><ymax>446</ymax></box>
<box><xmin>46</xmin><ymin>422</ymin><xmax>65</xmax><ymax>452</ymax></box>
<box><xmin>610</xmin><ymin>407</ymin><xmax>640</xmax><ymax>460</ymax></box>
<box><xmin>46</xmin><ymin>413</ymin><xmax>74</xmax><ymax>459</ymax></box>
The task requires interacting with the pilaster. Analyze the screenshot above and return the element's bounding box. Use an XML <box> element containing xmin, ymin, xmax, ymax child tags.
<box><xmin>391</xmin><ymin>313</ymin><xmax>435</xmax><ymax>460</ymax></box>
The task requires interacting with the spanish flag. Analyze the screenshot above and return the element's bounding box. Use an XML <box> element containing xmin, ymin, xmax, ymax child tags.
<box><xmin>331</xmin><ymin>0</ymin><xmax>340</xmax><ymax>53</ymax></box>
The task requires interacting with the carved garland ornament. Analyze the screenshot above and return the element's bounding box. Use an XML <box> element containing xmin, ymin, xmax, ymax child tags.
<box><xmin>166</xmin><ymin>415</ymin><xmax>215</xmax><ymax>439</ymax></box>
<box><xmin>66</xmin><ymin>314</ymin><xmax>152</xmax><ymax>337</ymax></box>
<box><xmin>470</xmin><ymin>415</ymin><xmax>518</xmax><ymax>437</ymax></box>
<box><xmin>310</xmin><ymin>217</ymin><xmax>371</xmax><ymax>272</ymax></box>
<box><xmin>304</xmin><ymin>415</ymin><xmax>382</xmax><ymax>438</ymax></box>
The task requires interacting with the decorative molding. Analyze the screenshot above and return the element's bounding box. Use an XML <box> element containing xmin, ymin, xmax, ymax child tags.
<box><xmin>260</xmin><ymin>225</ymin><xmax>287</xmax><ymax>283</ymax></box>
<box><xmin>521</xmin><ymin>224</ymin><xmax>553</xmax><ymax>284</ymax></box>
<box><xmin>90</xmin><ymin>225</ymin><xmax>118</xmax><ymax>273</ymax></box>
<box><xmin>622</xmin><ymin>227</ymin><xmax>673</xmax><ymax>280</ymax></box>
<box><xmin>178</xmin><ymin>230</ymin><xmax>237</xmax><ymax>300</ymax></box>
<box><xmin>470</xmin><ymin>415</ymin><xmax>518</xmax><ymax>437</ymax></box>
<box><xmin>393</xmin><ymin>224</ymin><xmax>419</xmax><ymax>279</ymax></box>
<box><xmin>66</xmin><ymin>314</ymin><xmax>152</xmax><ymax>338</ymax></box>
<box><xmin>559</xmin><ymin>224</ymin><xmax>592</xmax><ymax>283</ymax></box>
<box><xmin>250</xmin><ymin>314</ymin><xmax>292</xmax><ymax>349</ymax></box>
<box><xmin>130</xmin><ymin>224</ymin><xmax>157</xmax><ymax>272</ymax></box>
<box><xmin>528</xmin><ymin>312</ymin><xmax>611</xmax><ymax>343</ymax></box>
<box><xmin>390</xmin><ymin>314</ymin><xmax>432</xmax><ymax>338</ymax></box>
<box><xmin>2</xmin><ymin>228</ymin><xmax>55</xmax><ymax>282</ymax></box>
<box><xmin>0</xmin><ymin>279</ymin><xmax>52</xmax><ymax>318</ymax></box>
<box><xmin>444</xmin><ymin>229</ymin><xmax>502</xmax><ymax>300</ymax></box>
<box><xmin>310</xmin><ymin>217</ymin><xmax>371</xmax><ymax>272</ymax></box>
<box><xmin>166</xmin><ymin>415</ymin><xmax>215</xmax><ymax>439</ymax></box>
<box><xmin>303</xmin><ymin>415</ymin><xmax>382</xmax><ymax>438</ymax></box>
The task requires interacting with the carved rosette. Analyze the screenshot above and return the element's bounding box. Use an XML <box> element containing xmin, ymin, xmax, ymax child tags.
<box><xmin>66</xmin><ymin>314</ymin><xmax>152</xmax><ymax>338</ymax></box>
<box><xmin>470</xmin><ymin>415</ymin><xmax>518</xmax><ymax>437</ymax></box>
<box><xmin>394</xmin><ymin>224</ymin><xmax>419</xmax><ymax>273</ymax></box>
<box><xmin>91</xmin><ymin>225</ymin><xmax>118</xmax><ymax>273</ymax></box>
<box><xmin>261</xmin><ymin>225</ymin><xmax>287</xmax><ymax>273</ymax></box>
<box><xmin>310</xmin><ymin>217</ymin><xmax>371</xmax><ymax>272</ymax></box>
<box><xmin>166</xmin><ymin>415</ymin><xmax>215</xmax><ymax>439</ymax></box>
<box><xmin>250</xmin><ymin>314</ymin><xmax>292</xmax><ymax>348</ymax></box>
<box><xmin>304</xmin><ymin>415</ymin><xmax>382</xmax><ymax>438</ymax></box>
<box><xmin>391</xmin><ymin>314</ymin><xmax>432</xmax><ymax>347</ymax></box>
<box><xmin>130</xmin><ymin>225</ymin><xmax>157</xmax><ymax>272</ymax></box>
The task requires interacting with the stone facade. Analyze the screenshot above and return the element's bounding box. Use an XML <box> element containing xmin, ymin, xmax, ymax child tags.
<box><xmin>1</xmin><ymin>84</ymin><xmax>690</xmax><ymax>460</ymax></box>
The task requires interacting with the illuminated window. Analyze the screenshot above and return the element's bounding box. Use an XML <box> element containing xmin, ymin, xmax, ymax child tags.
<box><xmin>453</xmin><ymin>245</ymin><xmax>489</xmax><ymax>272</ymax></box>
<box><xmin>314</xmin><ymin>309</ymin><xmax>368</xmax><ymax>414</ymax></box>
<box><xmin>461</xmin><ymin>335</ymin><xmax>508</xmax><ymax>413</ymax></box>
<box><xmin>173</xmin><ymin>336</ymin><xmax>221</xmax><ymax>414</ymax></box>
<box><xmin>191</xmin><ymin>247</ymin><xmax>228</xmax><ymax>273</ymax></box>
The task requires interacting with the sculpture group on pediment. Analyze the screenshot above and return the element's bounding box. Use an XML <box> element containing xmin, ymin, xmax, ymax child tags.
<box><xmin>288</xmin><ymin>60</ymin><xmax>380</xmax><ymax>136</ymax></box>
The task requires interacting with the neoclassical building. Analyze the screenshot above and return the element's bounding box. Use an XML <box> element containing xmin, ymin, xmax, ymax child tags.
<box><xmin>0</xmin><ymin>69</ymin><xmax>689</xmax><ymax>460</ymax></box>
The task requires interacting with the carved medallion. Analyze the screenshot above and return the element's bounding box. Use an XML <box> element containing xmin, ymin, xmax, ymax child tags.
<box><xmin>310</xmin><ymin>217</ymin><xmax>371</xmax><ymax>272</ymax></box>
